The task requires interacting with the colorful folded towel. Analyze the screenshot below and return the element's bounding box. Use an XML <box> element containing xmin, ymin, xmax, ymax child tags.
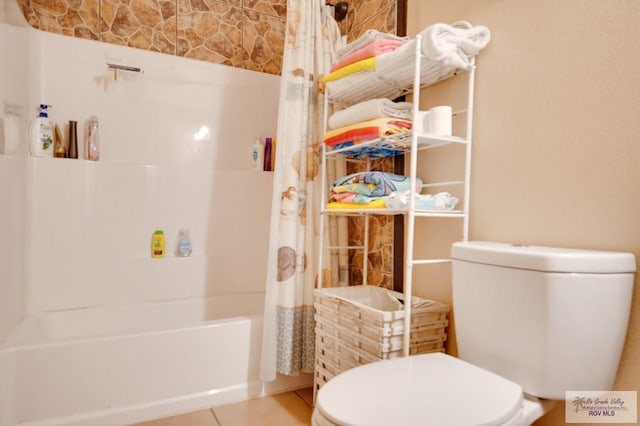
<box><xmin>330</xmin><ymin>39</ymin><xmax>404</xmax><ymax>73</ymax></box>
<box><xmin>327</xmin><ymin>172</ymin><xmax>424</xmax><ymax>210</ymax></box>
<box><xmin>332</xmin><ymin>172</ymin><xmax>422</xmax><ymax>197</ymax></box>
<box><xmin>322</xmin><ymin>57</ymin><xmax>376</xmax><ymax>84</ymax></box>
<box><xmin>331</xmin><ymin>192</ymin><xmax>382</xmax><ymax>205</ymax></box>
<box><xmin>326</xmin><ymin>199</ymin><xmax>387</xmax><ymax>210</ymax></box>
<box><xmin>332</xmin><ymin>182</ymin><xmax>377</xmax><ymax>195</ymax></box>
<box><xmin>324</xmin><ymin>118</ymin><xmax>412</xmax><ymax>147</ymax></box>
<box><xmin>336</xmin><ymin>30</ymin><xmax>407</xmax><ymax>60</ymax></box>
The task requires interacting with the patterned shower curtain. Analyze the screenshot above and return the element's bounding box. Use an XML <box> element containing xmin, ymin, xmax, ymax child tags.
<box><xmin>260</xmin><ymin>0</ymin><xmax>343</xmax><ymax>379</ymax></box>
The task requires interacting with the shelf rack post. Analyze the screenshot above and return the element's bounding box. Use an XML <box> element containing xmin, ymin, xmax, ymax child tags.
<box><xmin>462</xmin><ymin>57</ymin><xmax>475</xmax><ymax>242</ymax></box>
<box><xmin>401</xmin><ymin>34</ymin><xmax>424</xmax><ymax>357</ymax></box>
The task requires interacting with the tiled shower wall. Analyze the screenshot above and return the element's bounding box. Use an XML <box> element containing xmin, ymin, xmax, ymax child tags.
<box><xmin>15</xmin><ymin>0</ymin><xmax>398</xmax><ymax>75</ymax></box>
<box><xmin>341</xmin><ymin>1</ymin><xmax>399</xmax><ymax>290</ymax></box>
<box><xmin>15</xmin><ymin>0</ymin><xmax>400</xmax><ymax>288</ymax></box>
<box><xmin>15</xmin><ymin>0</ymin><xmax>287</xmax><ymax>74</ymax></box>
<box><xmin>338</xmin><ymin>0</ymin><xmax>397</xmax><ymax>42</ymax></box>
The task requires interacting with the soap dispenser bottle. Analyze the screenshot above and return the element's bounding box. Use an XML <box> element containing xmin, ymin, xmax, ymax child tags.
<box><xmin>28</xmin><ymin>104</ymin><xmax>54</xmax><ymax>157</ymax></box>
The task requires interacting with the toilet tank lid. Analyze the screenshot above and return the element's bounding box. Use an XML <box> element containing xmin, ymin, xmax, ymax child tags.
<box><xmin>451</xmin><ymin>241</ymin><xmax>637</xmax><ymax>273</ymax></box>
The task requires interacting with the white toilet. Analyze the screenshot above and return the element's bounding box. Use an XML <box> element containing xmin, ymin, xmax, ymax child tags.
<box><xmin>312</xmin><ymin>241</ymin><xmax>636</xmax><ymax>425</ymax></box>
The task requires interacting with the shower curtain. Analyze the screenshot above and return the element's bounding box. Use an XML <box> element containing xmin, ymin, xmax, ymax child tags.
<box><xmin>260</xmin><ymin>0</ymin><xmax>343</xmax><ymax>379</ymax></box>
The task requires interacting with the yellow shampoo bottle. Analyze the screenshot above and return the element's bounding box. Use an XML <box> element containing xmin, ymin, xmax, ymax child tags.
<box><xmin>151</xmin><ymin>230</ymin><xmax>166</xmax><ymax>258</ymax></box>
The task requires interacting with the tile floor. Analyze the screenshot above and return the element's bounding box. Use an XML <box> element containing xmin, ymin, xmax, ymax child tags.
<box><xmin>134</xmin><ymin>388</ymin><xmax>314</xmax><ymax>426</ymax></box>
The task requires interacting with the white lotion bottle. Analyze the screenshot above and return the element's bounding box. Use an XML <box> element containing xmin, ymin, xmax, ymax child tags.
<box><xmin>251</xmin><ymin>136</ymin><xmax>264</xmax><ymax>170</ymax></box>
<box><xmin>28</xmin><ymin>104</ymin><xmax>54</xmax><ymax>157</ymax></box>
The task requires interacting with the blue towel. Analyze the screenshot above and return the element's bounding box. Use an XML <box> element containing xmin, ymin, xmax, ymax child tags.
<box><xmin>332</xmin><ymin>172</ymin><xmax>422</xmax><ymax>197</ymax></box>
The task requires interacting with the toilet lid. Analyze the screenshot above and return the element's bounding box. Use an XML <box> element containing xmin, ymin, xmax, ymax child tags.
<box><xmin>316</xmin><ymin>352</ymin><xmax>523</xmax><ymax>426</ymax></box>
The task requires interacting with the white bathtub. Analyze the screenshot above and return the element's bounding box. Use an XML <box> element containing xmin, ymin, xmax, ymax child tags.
<box><xmin>0</xmin><ymin>293</ymin><xmax>312</xmax><ymax>426</ymax></box>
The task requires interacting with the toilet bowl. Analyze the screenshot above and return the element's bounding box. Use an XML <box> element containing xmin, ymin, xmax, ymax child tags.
<box><xmin>312</xmin><ymin>352</ymin><xmax>554</xmax><ymax>426</ymax></box>
<box><xmin>312</xmin><ymin>241</ymin><xmax>635</xmax><ymax>426</ymax></box>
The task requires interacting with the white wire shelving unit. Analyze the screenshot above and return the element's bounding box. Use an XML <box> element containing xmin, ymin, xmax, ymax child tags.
<box><xmin>317</xmin><ymin>33</ymin><xmax>477</xmax><ymax>359</ymax></box>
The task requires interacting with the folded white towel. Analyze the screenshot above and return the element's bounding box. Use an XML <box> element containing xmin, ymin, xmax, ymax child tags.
<box><xmin>328</xmin><ymin>98</ymin><xmax>414</xmax><ymax>129</ymax></box>
<box><xmin>419</xmin><ymin>21</ymin><xmax>491</xmax><ymax>70</ymax></box>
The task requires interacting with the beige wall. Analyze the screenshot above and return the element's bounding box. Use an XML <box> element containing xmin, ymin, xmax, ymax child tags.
<box><xmin>408</xmin><ymin>1</ymin><xmax>640</xmax><ymax>424</ymax></box>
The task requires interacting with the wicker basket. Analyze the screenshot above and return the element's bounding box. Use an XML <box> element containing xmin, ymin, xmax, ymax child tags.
<box><xmin>314</xmin><ymin>285</ymin><xmax>449</xmax><ymax>389</ymax></box>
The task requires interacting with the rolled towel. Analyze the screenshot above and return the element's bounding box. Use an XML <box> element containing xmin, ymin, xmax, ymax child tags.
<box><xmin>419</xmin><ymin>21</ymin><xmax>491</xmax><ymax>70</ymax></box>
<box><xmin>329</xmin><ymin>98</ymin><xmax>413</xmax><ymax>129</ymax></box>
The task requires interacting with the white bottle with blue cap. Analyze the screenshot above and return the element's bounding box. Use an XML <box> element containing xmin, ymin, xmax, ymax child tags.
<box><xmin>28</xmin><ymin>104</ymin><xmax>54</xmax><ymax>157</ymax></box>
<box><xmin>251</xmin><ymin>136</ymin><xmax>264</xmax><ymax>170</ymax></box>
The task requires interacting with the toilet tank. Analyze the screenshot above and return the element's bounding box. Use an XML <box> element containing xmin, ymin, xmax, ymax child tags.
<box><xmin>451</xmin><ymin>241</ymin><xmax>636</xmax><ymax>400</ymax></box>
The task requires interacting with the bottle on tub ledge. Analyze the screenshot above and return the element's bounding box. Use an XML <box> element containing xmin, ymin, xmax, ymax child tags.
<box><xmin>28</xmin><ymin>104</ymin><xmax>54</xmax><ymax>157</ymax></box>
<box><xmin>66</xmin><ymin>120</ymin><xmax>78</xmax><ymax>159</ymax></box>
<box><xmin>61</xmin><ymin>116</ymin><xmax>100</xmax><ymax>160</ymax></box>
<box><xmin>271</xmin><ymin>138</ymin><xmax>276</xmax><ymax>171</ymax></box>
<box><xmin>85</xmin><ymin>116</ymin><xmax>100</xmax><ymax>161</ymax></box>
<box><xmin>151</xmin><ymin>230</ymin><xmax>166</xmax><ymax>258</ymax></box>
<box><xmin>53</xmin><ymin>123</ymin><xmax>66</xmax><ymax>158</ymax></box>
<box><xmin>263</xmin><ymin>137</ymin><xmax>273</xmax><ymax>171</ymax></box>
<box><xmin>175</xmin><ymin>228</ymin><xmax>192</xmax><ymax>257</ymax></box>
<box><xmin>251</xmin><ymin>136</ymin><xmax>264</xmax><ymax>171</ymax></box>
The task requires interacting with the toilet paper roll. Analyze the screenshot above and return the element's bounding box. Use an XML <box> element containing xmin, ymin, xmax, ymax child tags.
<box><xmin>427</xmin><ymin>105</ymin><xmax>452</xmax><ymax>136</ymax></box>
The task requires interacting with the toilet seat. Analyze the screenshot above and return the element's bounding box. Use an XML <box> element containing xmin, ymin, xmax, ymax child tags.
<box><xmin>314</xmin><ymin>352</ymin><xmax>524</xmax><ymax>426</ymax></box>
